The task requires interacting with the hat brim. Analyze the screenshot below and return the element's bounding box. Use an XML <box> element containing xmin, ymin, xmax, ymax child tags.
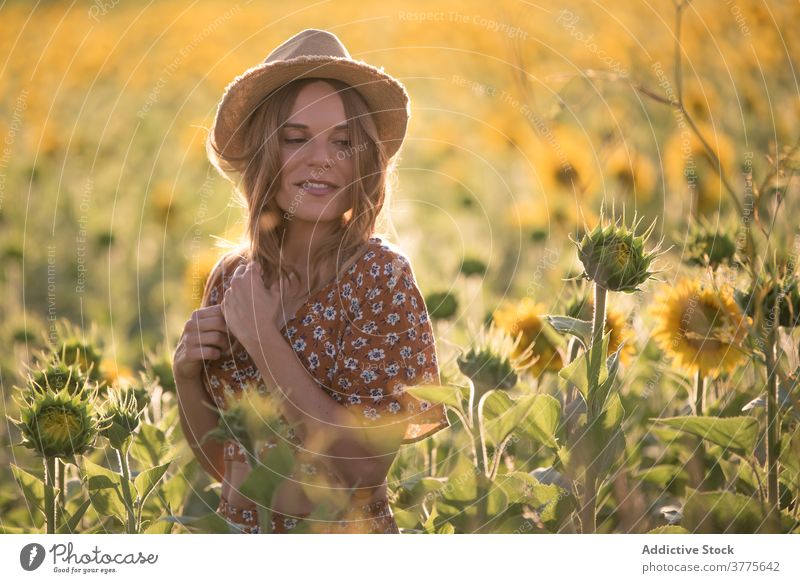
<box><xmin>212</xmin><ymin>55</ymin><xmax>410</xmax><ymax>166</ymax></box>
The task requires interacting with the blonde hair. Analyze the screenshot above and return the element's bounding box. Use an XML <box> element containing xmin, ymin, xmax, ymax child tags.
<box><xmin>205</xmin><ymin>77</ymin><xmax>398</xmax><ymax>297</ymax></box>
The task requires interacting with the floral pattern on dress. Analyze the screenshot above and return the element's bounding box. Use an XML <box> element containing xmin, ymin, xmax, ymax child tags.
<box><xmin>198</xmin><ymin>236</ymin><xmax>450</xmax><ymax>533</ymax></box>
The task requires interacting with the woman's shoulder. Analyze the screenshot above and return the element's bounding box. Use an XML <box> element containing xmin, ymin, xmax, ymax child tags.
<box><xmin>348</xmin><ymin>236</ymin><xmax>421</xmax><ymax>299</ymax></box>
<box><xmin>203</xmin><ymin>247</ymin><xmax>249</xmax><ymax>306</ymax></box>
<box><xmin>360</xmin><ymin>236</ymin><xmax>414</xmax><ymax>274</ymax></box>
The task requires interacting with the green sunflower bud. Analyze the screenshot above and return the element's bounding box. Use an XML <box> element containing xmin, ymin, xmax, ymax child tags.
<box><xmin>12</xmin><ymin>385</ymin><xmax>105</xmax><ymax>458</ymax></box>
<box><xmin>457</xmin><ymin>321</ymin><xmax>532</xmax><ymax>394</ymax></box>
<box><xmin>426</xmin><ymin>291</ymin><xmax>459</xmax><ymax>321</ymax></box>
<box><xmin>58</xmin><ymin>339</ymin><xmax>103</xmax><ymax>381</ymax></box>
<box><xmin>737</xmin><ymin>275</ymin><xmax>800</xmax><ymax>328</ymax></box>
<box><xmin>46</xmin><ymin>319</ymin><xmax>104</xmax><ymax>383</ymax></box>
<box><xmin>100</xmin><ymin>386</ymin><xmax>144</xmax><ymax>451</ymax></box>
<box><xmin>29</xmin><ymin>362</ymin><xmax>89</xmax><ymax>397</ymax></box>
<box><xmin>459</xmin><ymin>257</ymin><xmax>487</xmax><ymax>278</ymax></box>
<box><xmin>574</xmin><ymin>212</ymin><xmax>664</xmax><ymax>293</ymax></box>
<box><xmin>144</xmin><ymin>343</ymin><xmax>176</xmax><ymax>393</ymax></box>
<box><xmin>681</xmin><ymin>216</ymin><xmax>738</xmax><ymax>269</ymax></box>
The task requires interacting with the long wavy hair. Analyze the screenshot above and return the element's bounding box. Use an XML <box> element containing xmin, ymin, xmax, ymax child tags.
<box><xmin>204</xmin><ymin>77</ymin><xmax>397</xmax><ymax>303</ymax></box>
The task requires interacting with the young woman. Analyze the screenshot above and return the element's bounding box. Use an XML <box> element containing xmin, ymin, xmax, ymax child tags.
<box><xmin>173</xmin><ymin>29</ymin><xmax>450</xmax><ymax>534</ymax></box>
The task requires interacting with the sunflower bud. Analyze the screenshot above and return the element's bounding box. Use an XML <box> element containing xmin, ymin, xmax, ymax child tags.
<box><xmin>144</xmin><ymin>343</ymin><xmax>176</xmax><ymax>393</ymax></box>
<box><xmin>457</xmin><ymin>321</ymin><xmax>531</xmax><ymax>393</ymax></box>
<box><xmin>574</xmin><ymin>213</ymin><xmax>662</xmax><ymax>293</ymax></box>
<box><xmin>12</xmin><ymin>386</ymin><xmax>104</xmax><ymax>458</ymax></box>
<box><xmin>682</xmin><ymin>216</ymin><xmax>738</xmax><ymax>269</ymax></box>
<box><xmin>29</xmin><ymin>362</ymin><xmax>89</xmax><ymax>397</ymax></box>
<box><xmin>737</xmin><ymin>274</ymin><xmax>800</xmax><ymax>329</ymax></box>
<box><xmin>100</xmin><ymin>386</ymin><xmax>144</xmax><ymax>451</ymax></box>
<box><xmin>426</xmin><ymin>291</ymin><xmax>459</xmax><ymax>321</ymax></box>
<box><xmin>459</xmin><ymin>257</ymin><xmax>487</xmax><ymax>278</ymax></box>
<box><xmin>58</xmin><ymin>339</ymin><xmax>103</xmax><ymax>381</ymax></box>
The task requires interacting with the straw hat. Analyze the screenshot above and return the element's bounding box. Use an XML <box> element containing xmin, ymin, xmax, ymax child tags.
<box><xmin>211</xmin><ymin>28</ymin><xmax>411</xmax><ymax>166</ymax></box>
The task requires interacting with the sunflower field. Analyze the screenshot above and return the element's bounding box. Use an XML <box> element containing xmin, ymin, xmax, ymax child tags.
<box><xmin>1</xmin><ymin>0</ymin><xmax>800</xmax><ymax>535</ymax></box>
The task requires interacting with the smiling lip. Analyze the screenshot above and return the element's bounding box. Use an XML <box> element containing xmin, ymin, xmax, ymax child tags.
<box><xmin>295</xmin><ymin>180</ymin><xmax>339</xmax><ymax>196</ymax></box>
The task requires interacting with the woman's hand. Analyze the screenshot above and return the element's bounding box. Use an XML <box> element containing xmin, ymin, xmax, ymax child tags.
<box><xmin>173</xmin><ymin>304</ymin><xmax>230</xmax><ymax>382</ymax></box>
<box><xmin>221</xmin><ymin>260</ymin><xmax>300</xmax><ymax>354</ymax></box>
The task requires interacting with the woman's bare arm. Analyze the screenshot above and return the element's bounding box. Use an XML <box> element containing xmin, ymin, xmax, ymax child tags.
<box><xmin>175</xmin><ymin>372</ymin><xmax>225</xmax><ymax>482</ymax></box>
<box><xmin>246</xmin><ymin>329</ymin><xmax>401</xmax><ymax>495</ymax></box>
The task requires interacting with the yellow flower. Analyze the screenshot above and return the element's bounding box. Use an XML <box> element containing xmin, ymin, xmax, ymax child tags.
<box><xmin>533</xmin><ymin>125</ymin><xmax>599</xmax><ymax>198</ymax></box>
<box><xmin>100</xmin><ymin>357</ymin><xmax>135</xmax><ymax>387</ymax></box>
<box><xmin>605</xmin><ymin>146</ymin><xmax>656</xmax><ymax>203</ymax></box>
<box><xmin>649</xmin><ymin>279</ymin><xmax>750</xmax><ymax>377</ymax></box>
<box><xmin>492</xmin><ymin>298</ymin><xmax>563</xmax><ymax>376</ymax></box>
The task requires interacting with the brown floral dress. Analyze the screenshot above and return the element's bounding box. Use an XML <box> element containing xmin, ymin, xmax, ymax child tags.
<box><xmin>199</xmin><ymin>236</ymin><xmax>450</xmax><ymax>533</ymax></box>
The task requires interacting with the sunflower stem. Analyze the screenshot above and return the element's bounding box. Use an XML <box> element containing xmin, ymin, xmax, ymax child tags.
<box><xmin>765</xmin><ymin>324</ymin><xmax>780</xmax><ymax>516</ymax></box>
<box><xmin>579</xmin><ymin>284</ymin><xmax>608</xmax><ymax>534</ymax></box>
<box><xmin>588</xmin><ymin>284</ymin><xmax>608</xmax><ymax>416</ymax></box>
<box><xmin>687</xmin><ymin>370</ymin><xmax>708</xmax><ymax>490</ymax></box>
<box><xmin>474</xmin><ymin>394</ymin><xmax>489</xmax><ymax>477</ymax></box>
<box><xmin>56</xmin><ymin>458</ymin><xmax>65</xmax><ymax>511</ymax></box>
<box><xmin>44</xmin><ymin>456</ymin><xmax>56</xmax><ymax>534</ymax></box>
<box><xmin>116</xmin><ymin>448</ymin><xmax>137</xmax><ymax>534</ymax></box>
<box><xmin>694</xmin><ymin>369</ymin><xmax>705</xmax><ymax>416</ymax></box>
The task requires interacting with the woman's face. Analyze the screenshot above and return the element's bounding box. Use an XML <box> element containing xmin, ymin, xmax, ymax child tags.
<box><xmin>275</xmin><ymin>80</ymin><xmax>356</xmax><ymax>223</ymax></box>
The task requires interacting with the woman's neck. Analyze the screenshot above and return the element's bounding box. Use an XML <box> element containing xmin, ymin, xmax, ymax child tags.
<box><xmin>280</xmin><ymin>217</ymin><xmax>339</xmax><ymax>267</ymax></box>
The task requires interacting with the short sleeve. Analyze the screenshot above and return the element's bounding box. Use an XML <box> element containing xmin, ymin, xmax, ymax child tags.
<box><xmin>332</xmin><ymin>250</ymin><xmax>451</xmax><ymax>445</ymax></box>
<box><xmin>200</xmin><ymin>251</ymin><xmax>246</xmax><ymax>310</ymax></box>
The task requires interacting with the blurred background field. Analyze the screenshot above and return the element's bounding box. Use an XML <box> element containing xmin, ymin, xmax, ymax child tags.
<box><xmin>2</xmin><ymin>0</ymin><xmax>799</xmax><ymax>533</ymax></box>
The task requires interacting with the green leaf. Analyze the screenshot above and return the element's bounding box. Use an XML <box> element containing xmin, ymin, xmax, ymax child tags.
<box><xmin>634</xmin><ymin>464</ymin><xmax>688</xmax><ymax>489</ymax></box>
<box><xmin>80</xmin><ymin>459</ymin><xmax>132</xmax><ymax>524</ymax></box>
<box><xmin>647</xmin><ymin>525</ymin><xmax>692</xmax><ymax>534</ymax></box>
<box><xmin>434</xmin><ymin>455</ymin><xmax>508</xmax><ymax>533</ymax></box>
<box><xmin>436</xmin><ymin>522</ymin><xmax>456</xmax><ymax>534</ymax></box>
<box><xmin>392</xmin><ymin>507</ymin><xmax>421</xmax><ymax>530</ymax></box>
<box><xmin>558</xmin><ymin>395</ymin><xmax>626</xmax><ymax>483</ymax></box>
<box><xmin>517</xmin><ymin>395</ymin><xmax>561</xmax><ymax>449</ymax></box>
<box><xmin>497</xmin><ymin>472</ymin><xmax>574</xmax><ymax>532</ymax></box>
<box><xmin>238</xmin><ymin>440</ymin><xmax>296</xmax><ymax>533</ymax></box>
<box><xmin>133</xmin><ymin>461</ymin><xmax>171</xmax><ymax>507</ymax></box>
<box><xmin>57</xmin><ymin>498</ymin><xmax>92</xmax><ymax>534</ymax></box>
<box><xmin>559</xmin><ymin>331</ymin><xmax>610</xmax><ymax>402</ymax></box>
<box><xmin>479</xmin><ymin>391</ymin><xmax>561</xmax><ymax>449</ymax></box>
<box><xmin>592</xmin><ymin>340</ymin><xmax>625</xmax><ymax>414</ymax></box>
<box><xmin>11</xmin><ymin>464</ymin><xmax>56</xmax><ymax>514</ymax></box>
<box><xmin>498</xmin><ymin>471</ymin><xmax>564</xmax><ymax>506</ymax></box>
<box><xmin>543</xmin><ymin>315</ymin><xmax>593</xmax><ymax>346</ymax></box>
<box><xmin>143</xmin><ymin>517</ymin><xmax>175</xmax><ymax>534</ymax></box>
<box><xmin>559</xmin><ymin>349</ymin><xmax>590</xmax><ymax>400</ymax></box>
<box><xmin>479</xmin><ymin>390</ymin><xmax>519</xmax><ymax>445</ymax></box>
<box><xmin>780</xmin><ymin>431</ymin><xmax>800</xmax><ymax>488</ymax></box>
<box><xmin>166</xmin><ymin>512</ymin><xmax>236</xmax><ymax>534</ymax></box>
<box><xmin>650</xmin><ymin>416</ymin><xmax>758</xmax><ymax>454</ymax></box>
<box><xmin>130</xmin><ymin>423</ymin><xmax>170</xmax><ymax>467</ymax></box>
<box><xmin>404</xmin><ymin>384</ymin><xmax>464</xmax><ymax>411</ymax></box>
<box><xmin>682</xmin><ymin>488</ymin><xmax>771</xmax><ymax>533</ymax></box>
<box><xmin>159</xmin><ymin>467</ymin><xmax>192</xmax><ymax>514</ymax></box>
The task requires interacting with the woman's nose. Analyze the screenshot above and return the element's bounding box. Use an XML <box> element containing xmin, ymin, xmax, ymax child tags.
<box><xmin>305</xmin><ymin>135</ymin><xmax>333</xmax><ymax>167</ymax></box>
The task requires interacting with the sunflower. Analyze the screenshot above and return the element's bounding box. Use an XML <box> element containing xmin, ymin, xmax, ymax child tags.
<box><xmin>605</xmin><ymin>145</ymin><xmax>657</xmax><ymax>203</ymax></box>
<box><xmin>12</xmin><ymin>384</ymin><xmax>105</xmax><ymax>459</ymax></box>
<box><xmin>533</xmin><ymin>125</ymin><xmax>599</xmax><ymax>197</ymax></box>
<box><xmin>649</xmin><ymin>278</ymin><xmax>750</xmax><ymax>377</ymax></box>
<box><xmin>491</xmin><ymin>298</ymin><xmax>563</xmax><ymax>376</ymax></box>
